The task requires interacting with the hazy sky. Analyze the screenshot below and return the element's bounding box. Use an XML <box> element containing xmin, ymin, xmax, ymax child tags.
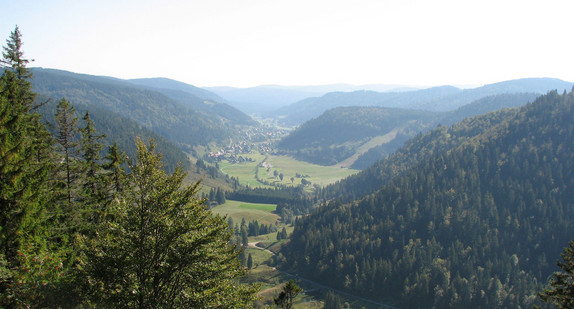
<box><xmin>2</xmin><ymin>0</ymin><xmax>574</xmax><ymax>88</ymax></box>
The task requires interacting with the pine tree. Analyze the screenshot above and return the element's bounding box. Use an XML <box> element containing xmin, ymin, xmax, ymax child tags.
<box><xmin>0</xmin><ymin>26</ymin><xmax>68</xmax><ymax>307</ymax></box>
<box><xmin>55</xmin><ymin>98</ymin><xmax>79</xmax><ymax>206</ymax></box>
<box><xmin>103</xmin><ymin>142</ymin><xmax>126</xmax><ymax>195</ymax></box>
<box><xmin>84</xmin><ymin>138</ymin><xmax>258</xmax><ymax>307</ymax></box>
<box><xmin>538</xmin><ymin>239</ymin><xmax>574</xmax><ymax>308</ymax></box>
<box><xmin>274</xmin><ymin>280</ymin><xmax>302</xmax><ymax>309</ymax></box>
<box><xmin>78</xmin><ymin>111</ymin><xmax>107</xmax><ymax>224</ymax></box>
<box><xmin>247</xmin><ymin>253</ymin><xmax>254</xmax><ymax>269</ymax></box>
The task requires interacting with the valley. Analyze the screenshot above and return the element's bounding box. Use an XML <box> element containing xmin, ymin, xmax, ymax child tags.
<box><xmin>4</xmin><ymin>34</ymin><xmax>574</xmax><ymax>307</ymax></box>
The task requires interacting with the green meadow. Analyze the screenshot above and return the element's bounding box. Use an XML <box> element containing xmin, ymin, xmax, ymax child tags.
<box><xmin>211</xmin><ymin>200</ymin><xmax>280</xmax><ymax>226</ymax></box>
<box><xmin>219</xmin><ymin>152</ymin><xmax>358</xmax><ymax>189</ymax></box>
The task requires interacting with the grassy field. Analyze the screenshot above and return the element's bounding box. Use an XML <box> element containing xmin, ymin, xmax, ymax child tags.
<box><xmin>265</xmin><ymin>155</ymin><xmax>358</xmax><ymax>187</ymax></box>
<box><xmin>211</xmin><ymin>200</ymin><xmax>280</xmax><ymax>226</ymax></box>
<box><xmin>218</xmin><ymin>151</ymin><xmax>358</xmax><ymax>189</ymax></box>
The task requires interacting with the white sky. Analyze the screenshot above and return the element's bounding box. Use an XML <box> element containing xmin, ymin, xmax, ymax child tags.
<box><xmin>2</xmin><ymin>0</ymin><xmax>574</xmax><ymax>88</ymax></box>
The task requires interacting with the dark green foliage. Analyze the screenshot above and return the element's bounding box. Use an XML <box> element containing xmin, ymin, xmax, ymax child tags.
<box><xmin>274</xmin><ymin>280</ymin><xmax>302</xmax><ymax>309</ymax></box>
<box><xmin>208</xmin><ymin>187</ymin><xmax>226</xmax><ymax>205</ymax></box>
<box><xmin>0</xmin><ymin>26</ymin><xmax>73</xmax><ymax>308</ymax></box>
<box><xmin>538</xmin><ymin>239</ymin><xmax>574</xmax><ymax>308</ymax></box>
<box><xmin>283</xmin><ymin>90</ymin><xmax>574</xmax><ymax>308</ymax></box>
<box><xmin>323</xmin><ymin>291</ymin><xmax>342</xmax><ymax>309</ymax></box>
<box><xmin>83</xmin><ymin>139</ymin><xmax>258</xmax><ymax>307</ymax></box>
<box><xmin>55</xmin><ymin>98</ymin><xmax>79</xmax><ymax>206</ymax></box>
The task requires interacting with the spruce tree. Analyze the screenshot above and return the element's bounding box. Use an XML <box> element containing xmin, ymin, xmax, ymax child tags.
<box><xmin>55</xmin><ymin>98</ymin><xmax>79</xmax><ymax>206</ymax></box>
<box><xmin>538</xmin><ymin>239</ymin><xmax>574</xmax><ymax>308</ymax></box>
<box><xmin>84</xmin><ymin>138</ymin><xmax>258</xmax><ymax>307</ymax></box>
<box><xmin>0</xmin><ymin>26</ymin><xmax>67</xmax><ymax>307</ymax></box>
<box><xmin>274</xmin><ymin>280</ymin><xmax>302</xmax><ymax>309</ymax></box>
<box><xmin>78</xmin><ymin>111</ymin><xmax>107</xmax><ymax>224</ymax></box>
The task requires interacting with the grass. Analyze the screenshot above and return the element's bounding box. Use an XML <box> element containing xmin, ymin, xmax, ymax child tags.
<box><xmin>211</xmin><ymin>200</ymin><xmax>280</xmax><ymax>226</ymax></box>
<box><xmin>218</xmin><ymin>151</ymin><xmax>359</xmax><ymax>189</ymax></box>
<box><xmin>264</xmin><ymin>155</ymin><xmax>358</xmax><ymax>187</ymax></box>
<box><xmin>238</xmin><ymin>203</ymin><xmax>277</xmax><ymax>212</ymax></box>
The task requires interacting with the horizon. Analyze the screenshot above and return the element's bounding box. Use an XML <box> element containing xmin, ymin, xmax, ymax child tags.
<box><xmin>30</xmin><ymin>66</ymin><xmax>571</xmax><ymax>92</ymax></box>
<box><xmin>4</xmin><ymin>0</ymin><xmax>574</xmax><ymax>88</ymax></box>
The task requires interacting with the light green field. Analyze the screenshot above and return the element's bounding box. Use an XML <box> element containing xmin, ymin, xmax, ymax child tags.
<box><xmin>211</xmin><ymin>200</ymin><xmax>280</xmax><ymax>226</ymax></box>
<box><xmin>218</xmin><ymin>152</ymin><xmax>358</xmax><ymax>189</ymax></box>
<box><xmin>265</xmin><ymin>155</ymin><xmax>358</xmax><ymax>187</ymax></box>
<box><xmin>218</xmin><ymin>153</ymin><xmax>273</xmax><ymax>189</ymax></box>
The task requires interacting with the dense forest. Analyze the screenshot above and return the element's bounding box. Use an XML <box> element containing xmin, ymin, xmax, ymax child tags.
<box><xmin>282</xmin><ymin>89</ymin><xmax>574</xmax><ymax>308</ymax></box>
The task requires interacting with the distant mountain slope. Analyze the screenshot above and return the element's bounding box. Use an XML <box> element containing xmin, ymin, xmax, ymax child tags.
<box><xmin>277</xmin><ymin>106</ymin><xmax>438</xmax><ymax>165</ymax></box>
<box><xmin>129</xmin><ymin>77</ymin><xmax>225</xmax><ymax>102</ymax></box>
<box><xmin>284</xmin><ymin>90</ymin><xmax>574</xmax><ymax>308</ymax></box>
<box><xmin>273</xmin><ymin>78</ymin><xmax>571</xmax><ymax>126</ymax></box>
<box><xmin>128</xmin><ymin>78</ymin><xmax>255</xmax><ymax>125</ymax></box>
<box><xmin>206</xmin><ymin>84</ymin><xmax>417</xmax><ymax>115</ymax></box>
<box><xmin>36</xmin><ymin>95</ymin><xmax>189</xmax><ymax>172</ymax></box>
<box><xmin>31</xmin><ymin>68</ymin><xmax>246</xmax><ymax>149</ymax></box>
<box><xmin>206</xmin><ymin>85</ymin><xmax>322</xmax><ymax>115</ymax></box>
<box><xmin>277</xmin><ymin>92</ymin><xmax>540</xmax><ymax>168</ymax></box>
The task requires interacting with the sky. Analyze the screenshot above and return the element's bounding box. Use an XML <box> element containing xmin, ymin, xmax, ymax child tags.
<box><xmin>2</xmin><ymin>0</ymin><xmax>574</xmax><ymax>88</ymax></box>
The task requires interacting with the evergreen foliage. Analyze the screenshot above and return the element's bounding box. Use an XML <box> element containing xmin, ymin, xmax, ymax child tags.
<box><xmin>82</xmin><ymin>138</ymin><xmax>258</xmax><ymax>307</ymax></box>
<box><xmin>283</xmin><ymin>90</ymin><xmax>574</xmax><ymax>308</ymax></box>
<box><xmin>538</xmin><ymin>239</ymin><xmax>574</xmax><ymax>308</ymax></box>
<box><xmin>274</xmin><ymin>280</ymin><xmax>302</xmax><ymax>309</ymax></box>
<box><xmin>0</xmin><ymin>26</ymin><xmax>68</xmax><ymax>307</ymax></box>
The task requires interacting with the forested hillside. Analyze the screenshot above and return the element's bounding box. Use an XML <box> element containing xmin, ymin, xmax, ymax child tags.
<box><xmin>36</xmin><ymin>96</ymin><xmax>189</xmax><ymax>171</ymax></box>
<box><xmin>277</xmin><ymin>106</ymin><xmax>437</xmax><ymax>165</ymax></box>
<box><xmin>283</xmin><ymin>89</ymin><xmax>574</xmax><ymax>308</ymax></box>
<box><xmin>128</xmin><ymin>78</ymin><xmax>255</xmax><ymax>125</ymax></box>
<box><xmin>31</xmin><ymin>68</ymin><xmax>251</xmax><ymax>149</ymax></box>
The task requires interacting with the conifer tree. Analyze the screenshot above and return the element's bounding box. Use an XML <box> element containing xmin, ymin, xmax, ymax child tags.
<box><xmin>79</xmin><ymin>111</ymin><xmax>107</xmax><ymax>224</ymax></box>
<box><xmin>0</xmin><ymin>26</ymin><xmax>67</xmax><ymax>307</ymax></box>
<box><xmin>55</xmin><ymin>98</ymin><xmax>79</xmax><ymax>206</ymax></box>
<box><xmin>274</xmin><ymin>280</ymin><xmax>302</xmax><ymax>309</ymax></box>
<box><xmin>103</xmin><ymin>142</ymin><xmax>127</xmax><ymax>195</ymax></box>
<box><xmin>84</xmin><ymin>138</ymin><xmax>258</xmax><ymax>307</ymax></box>
<box><xmin>538</xmin><ymin>239</ymin><xmax>574</xmax><ymax>308</ymax></box>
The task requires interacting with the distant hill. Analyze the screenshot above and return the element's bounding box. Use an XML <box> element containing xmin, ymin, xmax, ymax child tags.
<box><xmin>284</xmin><ymin>90</ymin><xmax>574</xmax><ymax>308</ymax></box>
<box><xmin>31</xmin><ymin>68</ymin><xmax>253</xmax><ymax>150</ymax></box>
<box><xmin>128</xmin><ymin>78</ymin><xmax>255</xmax><ymax>125</ymax></box>
<box><xmin>277</xmin><ymin>106</ymin><xmax>438</xmax><ymax>166</ymax></box>
<box><xmin>206</xmin><ymin>84</ymin><xmax>418</xmax><ymax>115</ymax></box>
<box><xmin>272</xmin><ymin>78</ymin><xmax>571</xmax><ymax>126</ymax></box>
<box><xmin>277</xmin><ymin>92</ymin><xmax>541</xmax><ymax>168</ymax></box>
<box><xmin>205</xmin><ymin>85</ymin><xmax>323</xmax><ymax>115</ymax></box>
